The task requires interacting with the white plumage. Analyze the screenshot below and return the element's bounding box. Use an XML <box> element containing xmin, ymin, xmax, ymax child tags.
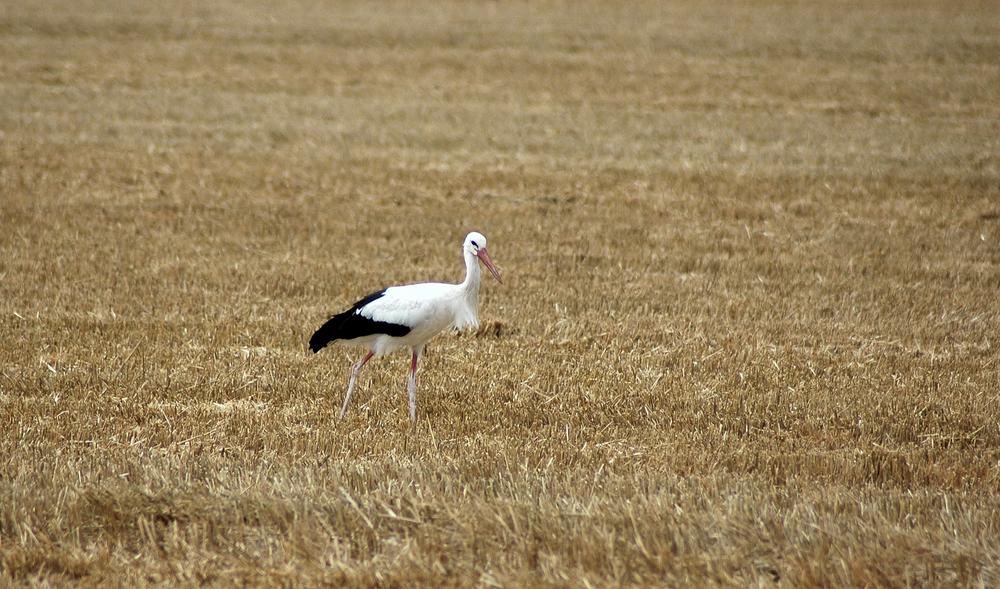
<box><xmin>309</xmin><ymin>231</ymin><xmax>502</xmax><ymax>420</ymax></box>
<box><xmin>353</xmin><ymin>282</ymin><xmax>478</xmax><ymax>355</ymax></box>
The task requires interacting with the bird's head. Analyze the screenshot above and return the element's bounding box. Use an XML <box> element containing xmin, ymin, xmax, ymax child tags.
<box><xmin>464</xmin><ymin>231</ymin><xmax>502</xmax><ymax>284</ymax></box>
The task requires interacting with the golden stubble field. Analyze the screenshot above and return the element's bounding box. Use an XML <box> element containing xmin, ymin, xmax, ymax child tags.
<box><xmin>1</xmin><ymin>0</ymin><xmax>998</xmax><ymax>586</ymax></box>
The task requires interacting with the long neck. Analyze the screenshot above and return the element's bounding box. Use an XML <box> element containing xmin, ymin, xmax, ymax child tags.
<box><xmin>460</xmin><ymin>249</ymin><xmax>482</xmax><ymax>294</ymax></box>
<box><xmin>453</xmin><ymin>249</ymin><xmax>482</xmax><ymax>329</ymax></box>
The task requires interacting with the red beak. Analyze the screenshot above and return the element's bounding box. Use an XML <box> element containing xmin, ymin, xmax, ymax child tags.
<box><xmin>476</xmin><ymin>248</ymin><xmax>503</xmax><ymax>284</ymax></box>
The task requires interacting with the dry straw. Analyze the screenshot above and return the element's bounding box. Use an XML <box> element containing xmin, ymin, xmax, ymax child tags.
<box><xmin>1</xmin><ymin>0</ymin><xmax>998</xmax><ymax>586</ymax></box>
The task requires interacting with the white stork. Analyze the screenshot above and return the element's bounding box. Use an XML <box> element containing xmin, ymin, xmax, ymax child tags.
<box><xmin>309</xmin><ymin>231</ymin><xmax>503</xmax><ymax>420</ymax></box>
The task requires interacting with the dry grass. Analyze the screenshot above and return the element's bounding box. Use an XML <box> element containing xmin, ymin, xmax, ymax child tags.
<box><xmin>1</xmin><ymin>0</ymin><xmax>999</xmax><ymax>586</ymax></box>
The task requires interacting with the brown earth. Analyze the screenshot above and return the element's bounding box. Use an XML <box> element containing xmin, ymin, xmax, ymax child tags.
<box><xmin>1</xmin><ymin>1</ymin><xmax>998</xmax><ymax>586</ymax></box>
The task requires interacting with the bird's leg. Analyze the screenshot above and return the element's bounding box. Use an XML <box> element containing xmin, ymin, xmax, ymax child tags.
<box><xmin>340</xmin><ymin>351</ymin><xmax>374</xmax><ymax>419</ymax></box>
<box><xmin>406</xmin><ymin>348</ymin><xmax>421</xmax><ymax>421</ymax></box>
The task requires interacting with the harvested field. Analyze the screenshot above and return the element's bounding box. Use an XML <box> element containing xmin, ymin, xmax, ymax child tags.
<box><xmin>1</xmin><ymin>0</ymin><xmax>998</xmax><ymax>586</ymax></box>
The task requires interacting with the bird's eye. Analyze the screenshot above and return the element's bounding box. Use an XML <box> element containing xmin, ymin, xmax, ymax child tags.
<box><xmin>471</xmin><ymin>240</ymin><xmax>479</xmax><ymax>247</ymax></box>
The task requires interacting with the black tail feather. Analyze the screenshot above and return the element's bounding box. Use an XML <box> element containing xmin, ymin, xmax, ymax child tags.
<box><xmin>309</xmin><ymin>314</ymin><xmax>346</xmax><ymax>353</ymax></box>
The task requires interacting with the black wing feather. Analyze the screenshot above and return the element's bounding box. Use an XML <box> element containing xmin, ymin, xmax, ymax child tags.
<box><xmin>309</xmin><ymin>289</ymin><xmax>412</xmax><ymax>353</ymax></box>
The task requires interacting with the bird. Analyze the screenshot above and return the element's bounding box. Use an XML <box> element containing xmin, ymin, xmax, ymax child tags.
<box><xmin>309</xmin><ymin>231</ymin><xmax>503</xmax><ymax>421</ymax></box>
